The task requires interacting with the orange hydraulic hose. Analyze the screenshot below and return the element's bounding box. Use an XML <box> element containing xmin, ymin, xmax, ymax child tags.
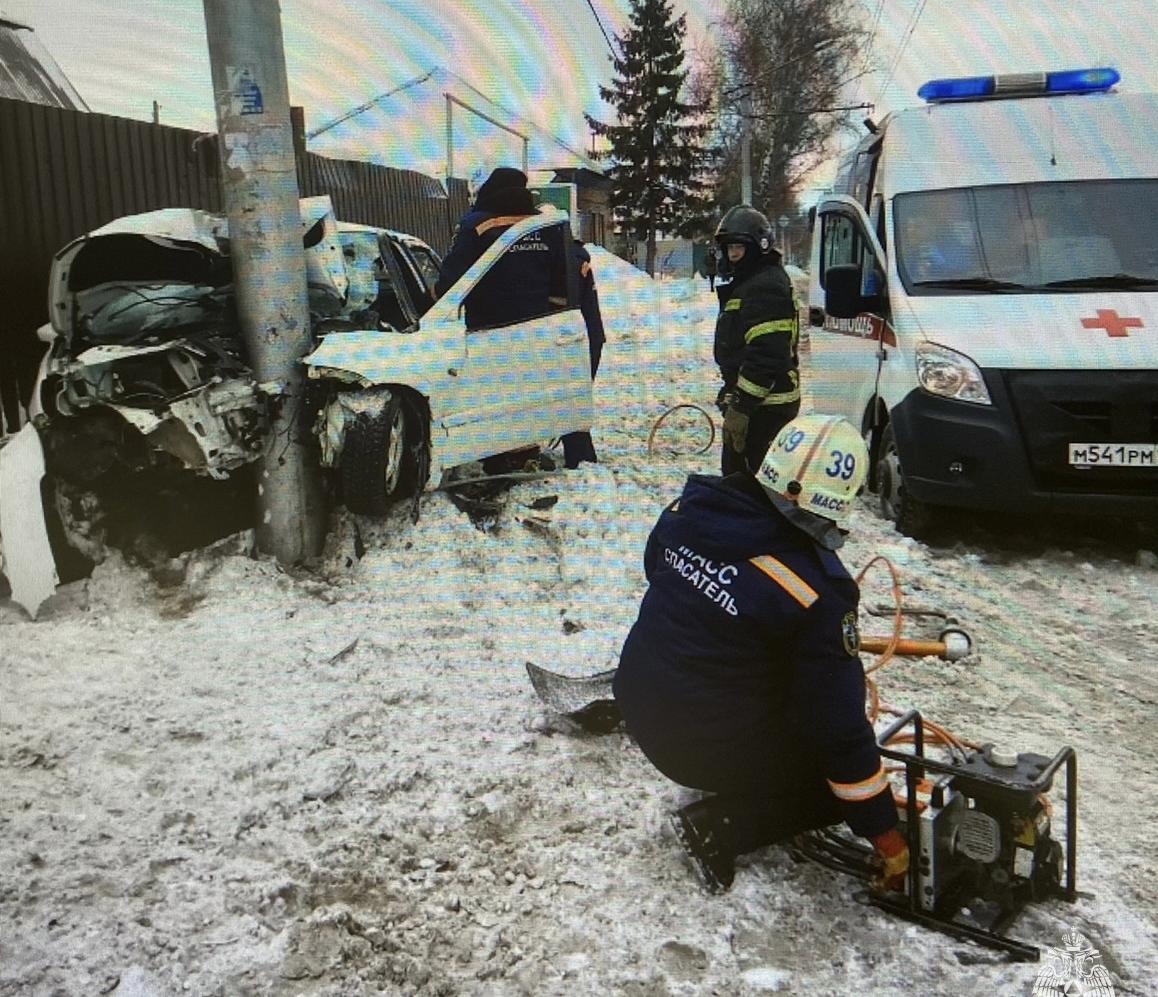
<box><xmin>855</xmin><ymin>555</ymin><xmax>904</xmax><ymax>676</ymax></box>
<box><xmin>860</xmin><ymin>636</ymin><xmax>957</xmax><ymax>657</ymax></box>
<box><xmin>855</xmin><ymin>555</ymin><xmax>979</xmax><ymax>754</ymax></box>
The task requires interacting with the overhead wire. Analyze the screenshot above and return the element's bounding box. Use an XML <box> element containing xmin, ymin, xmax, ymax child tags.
<box><xmin>584</xmin><ymin>0</ymin><xmax>617</xmax><ymax>56</ymax></box>
<box><xmin>866</xmin><ymin>0</ymin><xmax>886</xmax><ymax>47</ymax></box>
<box><xmin>308</xmin><ymin>65</ymin><xmax>599</xmax><ymax>170</ymax></box>
<box><xmin>435</xmin><ymin>65</ymin><xmax>600</xmax><ymax>169</ymax></box>
<box><xmin>859</xmin><ymin>0</ymin><xmax>887</xmax><ymax>110</ymax></box>
<box><xmin>307</xmin><ymin>71</ymin><xmax>437</xmax><ymax>140</ymax></box>
<box><xmin>876</xmin><ymin>0</ymin><xmax>921</xmax><ymax>100</ymax></box>
<box><xmin>873</xmin><ymin>0</ymin><xmax>929</xmax><ymax>109</ymax></box>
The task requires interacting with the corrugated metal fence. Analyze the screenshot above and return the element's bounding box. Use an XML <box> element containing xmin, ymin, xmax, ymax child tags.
<box><xmin>304</xmin><ymin>154</ymin><xmax>461</xmax><ymax>253</ymax></box>
<box><xmin>0</xmin><ymin>97</ymin><xmax>470</xmax><ymax>433</ymax></box>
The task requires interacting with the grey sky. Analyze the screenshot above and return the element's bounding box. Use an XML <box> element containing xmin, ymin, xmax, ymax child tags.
<box><xmin>3</xmin><ymin>1</ymin><xmax>1155</xmax><ymax>182</ymax></box>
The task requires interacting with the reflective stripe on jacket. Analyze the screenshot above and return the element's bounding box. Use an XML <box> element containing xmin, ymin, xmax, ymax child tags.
<box><xmin>713</xmin><ymin>259</ymin><xmax>800</xmax><ymax>406</ymax></box>
<box><xmin>613</xmin><ymin>473</ymin><xmax>896</xmax><ymax>840</ymax></box>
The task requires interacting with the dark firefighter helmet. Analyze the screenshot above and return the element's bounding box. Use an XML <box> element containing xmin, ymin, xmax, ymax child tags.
<box><xmin>713</xmin><ymin>204</ymin><xmax>776</xmax><ymax>276</ymax></box>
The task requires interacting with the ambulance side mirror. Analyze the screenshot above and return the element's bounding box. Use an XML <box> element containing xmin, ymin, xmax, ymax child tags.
<box><xmin>825</xmin><ymin>264</ymin><xmax>872</xmax><ymax>319</ymax></box>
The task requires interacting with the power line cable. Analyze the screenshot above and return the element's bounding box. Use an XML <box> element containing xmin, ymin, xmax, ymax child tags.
<box><xmin>307</xmin><ymin>71</ymin><xmax>436</xmax><ymax>139</ymax></box>
<box><xmin>435</xmin><ymin>64</ymin><xmax>599</xmax><ymax>168</ymax></box>
<box><xmin>584</xmin><ymin>0</ymin><xmax>617</xmax><ymax>56</ymax></box>
<box><xmin>881</xmin><ymin>0</ymin><xmax>928</xmax><ymax>104</ymax></box>
<box><xmin>874</xmin><ymin>1</ymin><xmax>917</xmax><ymax>105</ymax></box>
<box><xmin>866</xmin><ymin>0</ymin><xmax>886</xmax><ymax>48</ymax></box>
<box><xmin>307</xmin><ymin>64</ymin><xmax>600</xmax><ymax>171</ymax></box>
<box><xmin>858</xmin><ymin>0</ymin><xmax>887</xmax><ymax>110</ymax></box>
<box><xmin>874</xmin><ymin>0</ymin><xmax>928</xmax><ymax>108</ymax></box>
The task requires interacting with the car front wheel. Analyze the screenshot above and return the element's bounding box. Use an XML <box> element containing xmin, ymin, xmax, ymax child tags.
<box><xmin>340</xmin><ymin>394</ymin><xmax>417</xmax><ymax>516</ymax></box>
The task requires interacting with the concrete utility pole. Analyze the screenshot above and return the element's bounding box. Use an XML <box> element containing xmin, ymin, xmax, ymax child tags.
<box><xmin>202</xmin><ymin>0</ymin><xmax>325</xmax><ymax>564</ymax></box>
<box><xmin>737</xmin><ymin>40</ymin><xmax>837</xmax><ymax>210</ymax></box>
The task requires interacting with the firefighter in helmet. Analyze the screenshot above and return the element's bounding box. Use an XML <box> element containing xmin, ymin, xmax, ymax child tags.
<box><xmin>712</xmin><ymin>205</ymin><xmax>802</xmax><ymax>475</ymax></box>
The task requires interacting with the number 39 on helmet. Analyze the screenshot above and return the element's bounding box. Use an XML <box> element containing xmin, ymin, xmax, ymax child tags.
<box><xmin>757</xmin><ymin>415</ymin><xmax>869</xmax><ymax>530</ymax></box>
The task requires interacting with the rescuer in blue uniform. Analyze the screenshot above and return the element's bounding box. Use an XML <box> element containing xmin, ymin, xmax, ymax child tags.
<box><xmin>613</xmin><ymin>414</ymin><xmax>908</xmax><ymax>893</ymax></box>
<box><xmin>435</xmin><ymin>166</ymin><xmax>567</xmax><ymax>330</ymax></box>
<box><xmin>560</xmin><ymin>238</ymin><xmax>606</xmax><ymax>468</ymax></box>
<box><xmin>712</xmin><ymin>205</ymin><xmax>801</xmax><ymax>476</ymax></box>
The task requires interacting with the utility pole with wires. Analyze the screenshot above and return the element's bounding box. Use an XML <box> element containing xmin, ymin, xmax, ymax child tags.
<box><xmin>444</xmin><ymin>92</ymin><xmax>529</xmax><ymax>184</ymax></box>
<box><xmin>202</xmin><ymin>0</ymin><xmax>326</xmax><ymax>565</ymax></box>
<box><xmin>733</xmin><ymin>37</ymin><xmax>839</xmax><ymax>207</ymax></box>
<box><xmin>307</xmin><ymin>64</ymin><xmax>598</xmax><ymax>181</ymax></box>
<box><xmin>740</xmin><ymin>90</ymin><xmax>753</xmax><ymax>204</ymax></box>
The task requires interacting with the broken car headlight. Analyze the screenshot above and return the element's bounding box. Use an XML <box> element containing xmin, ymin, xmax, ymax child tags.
<box><xmin>916</xmin><ymin>341</ymin><xmax>992</xmax><ymax>405</ymax></box>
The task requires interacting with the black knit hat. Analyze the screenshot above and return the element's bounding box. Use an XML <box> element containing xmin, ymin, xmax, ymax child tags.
<box><xmin>474</xmin><ymin>167</ymin><xmax>534</xmax><ymax>214</ymax></box>
<box><xmin>475</xmin><ymin>167</ymin><xmax>528</xmax><ymax>202</ymax></box>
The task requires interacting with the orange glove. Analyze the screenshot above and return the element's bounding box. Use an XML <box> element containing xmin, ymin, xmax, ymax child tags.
<box><xmin>869</xmin><ymin>827</ymin><xmax>910</xmax><ymax>893</ymax></box>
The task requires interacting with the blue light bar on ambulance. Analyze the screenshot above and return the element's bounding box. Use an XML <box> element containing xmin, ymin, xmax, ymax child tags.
<box><xmin>917</xmin><ymin>67</ymin><xmax>1120</xmax><ymax>103</ymax></box>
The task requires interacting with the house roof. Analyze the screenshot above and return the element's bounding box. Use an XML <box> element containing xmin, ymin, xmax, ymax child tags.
<box><xmin>545</xmin><ymin>167</ymin><xmax>612</xmax><ymax>189</ymax></box>
<box><xmin>0</xmin><ymin>15</ymin><xmax>88</xmax><ymax>109</ymax></box>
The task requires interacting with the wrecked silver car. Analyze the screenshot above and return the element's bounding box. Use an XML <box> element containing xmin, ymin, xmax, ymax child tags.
<box><xmin>1</xmin><ymin>195</ymin><xmax>594</xmax><ymax>614</ymax></box>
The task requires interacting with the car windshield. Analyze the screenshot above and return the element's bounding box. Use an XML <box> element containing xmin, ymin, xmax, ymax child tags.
<box><xmin>894</xmin><ymin>179</ymin><xmax>1158</xmax><ymax>294</ymax></box>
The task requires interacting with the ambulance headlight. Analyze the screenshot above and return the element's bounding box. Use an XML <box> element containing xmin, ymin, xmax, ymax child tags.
<box><xmin>916</xmin><ymin>342</ymin><xmax>992</xmax><ymax>405</ymax></box>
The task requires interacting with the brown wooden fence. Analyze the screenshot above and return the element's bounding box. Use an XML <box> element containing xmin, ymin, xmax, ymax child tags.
<box><xmin>0</xmin><ymin>97</ymin><xmax>470</xmax><ymax>433</ymax></box>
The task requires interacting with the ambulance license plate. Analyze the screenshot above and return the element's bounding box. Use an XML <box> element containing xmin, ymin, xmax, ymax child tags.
<box><xmin>1068</xmin><ymin>443</ymin><xmax>1158</xmax><ymax>467</ymax></box>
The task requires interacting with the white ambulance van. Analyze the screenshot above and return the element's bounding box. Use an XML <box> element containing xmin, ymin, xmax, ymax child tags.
<box><xmin>806</xmin><ymin>68</ymin><xmax>1157</xmax><ymax>538</ymax></box>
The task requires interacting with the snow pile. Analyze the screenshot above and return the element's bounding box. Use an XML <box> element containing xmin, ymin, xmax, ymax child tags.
<box><xmin>2</xmin><ymin>266</ymin><xmax>1157</xmax><ymax>996</ymax></box>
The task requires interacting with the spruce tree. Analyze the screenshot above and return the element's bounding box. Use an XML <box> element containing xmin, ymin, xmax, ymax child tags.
<box><xmin>586</xmin><ymin>0</ymin><xmax>712</xmax><ymax>275</ymax></box>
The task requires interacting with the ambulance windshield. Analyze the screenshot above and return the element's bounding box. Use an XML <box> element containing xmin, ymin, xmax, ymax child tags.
<box><xmin>894</xmin><ymin>179</ymin><xmax>1158</xmax><ymax>294</ymax></box>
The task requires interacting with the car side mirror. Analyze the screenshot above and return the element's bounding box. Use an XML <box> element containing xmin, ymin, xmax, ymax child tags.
<box><xmin>807</xmin><ymin>205</ymin><xmax>816</xmax><ymax>232</ymax></box>
<box><xmin>825</xmin><ymin>263</ymin><xmax>877</xmax><ymax>319</ymax></box>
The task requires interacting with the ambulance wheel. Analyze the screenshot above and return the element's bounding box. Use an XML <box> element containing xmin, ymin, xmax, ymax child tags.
<box><xmin>878</xmin><ymin>423</ymin><xmax>941</xmax><ymax>540</ymax></box>
<box><xmin>341</xmin><ymin>395</ymin><xmax>417</xmax><ymax>516</ymax></box>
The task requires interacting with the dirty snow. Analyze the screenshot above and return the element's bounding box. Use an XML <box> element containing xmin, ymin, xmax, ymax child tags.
<box><xmin>2</xmin><ymin>256</ymin><xmax>1157</xmax><ymax>996</ymax></box>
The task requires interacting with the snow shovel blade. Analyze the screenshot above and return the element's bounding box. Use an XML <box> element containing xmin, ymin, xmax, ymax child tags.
<box><xmin>525</xmin><ymin>661</ymin><xmax>616</xmax><ymax>713</ymax></box>
<box><xmin>525</xmin><ymin>661</ymin><xmax>621</xmax><ymax>733</ymax></box>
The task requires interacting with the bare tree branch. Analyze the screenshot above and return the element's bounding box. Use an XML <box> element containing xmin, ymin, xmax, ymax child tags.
<box><xmin>699</xmin><ymin>0</ymin><xmax>875</xmax><ymax>218</ymax></box>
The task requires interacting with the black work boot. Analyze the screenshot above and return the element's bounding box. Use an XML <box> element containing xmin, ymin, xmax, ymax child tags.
<box><xmin>669</xmin><ymin>799</ymin><xmax>735</xmax><ymax>894</ymax></box>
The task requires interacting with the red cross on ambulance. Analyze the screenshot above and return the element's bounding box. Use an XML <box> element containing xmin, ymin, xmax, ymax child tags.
<box><xmin>1080</xmin><ymin>309</ymin><xmax>1144</xmax><ymax>338</ymax></box>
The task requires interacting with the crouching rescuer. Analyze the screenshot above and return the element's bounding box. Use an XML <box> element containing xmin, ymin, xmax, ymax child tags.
<box><xmin>612</xmin><ymin>414</ymin><xmax>908</xmax><ymax>893</ymax></box>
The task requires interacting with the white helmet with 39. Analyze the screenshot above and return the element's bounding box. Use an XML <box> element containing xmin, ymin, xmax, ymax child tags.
<box><xmin>758</xmin><ymin>414</ymin><xmax>868</xmax><ymax>531</ymax></box>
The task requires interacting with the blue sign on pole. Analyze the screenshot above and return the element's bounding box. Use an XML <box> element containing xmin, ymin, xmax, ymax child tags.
<box><xmin>237</xmin><ymin>68</ymin><xmax>264</xmax><ymax>115</ymax></box>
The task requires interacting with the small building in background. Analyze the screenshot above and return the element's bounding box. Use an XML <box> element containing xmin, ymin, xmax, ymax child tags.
<box><xmin>530</xmin><ymin>167</ymin><xmax>612</xmax><ymax>248</ymax></box>
<box><xmin>1</xmin><ymin>11</ymin><xmax>90</xmax><ymax>434</ymax></box>
<box><xmin>0</xmin><ymin>13</ymin><xmax>88</xmax><ymax>109</ymax></box>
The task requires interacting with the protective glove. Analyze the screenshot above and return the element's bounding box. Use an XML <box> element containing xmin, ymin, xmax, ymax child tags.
<box><xmin>722</xmin><ymin>404</ymin><xmax>750</xmax><ymax>454</ymax></box>
<box><xmin>722</xmin><ymin>387</ymin><xmax>761</xmax><ymax>454</ymax></box>
<box><xmin>869</xmin><ymin>827</ymin><xmax>910</xmax><ymax>893</ymax></box>
<box><xmin>715</xmin><ymin>384</ymin><xmax>735</xmax><ymax>415</ymax></box>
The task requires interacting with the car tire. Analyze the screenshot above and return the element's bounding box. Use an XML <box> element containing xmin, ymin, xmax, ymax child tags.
<box><xmin>340</xmin><ymin>394</ymin><xmax>417</xmax><ymax>516</ymax></box>
<box><xmin>40</xmin><ymin>476</ymin><xmax>96</xmax><ymax>584</ymax></box>
<box><xmin>877</xmin><ymin>422</ymin><xmax>942</xmax><ymax>540</ymax></box>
